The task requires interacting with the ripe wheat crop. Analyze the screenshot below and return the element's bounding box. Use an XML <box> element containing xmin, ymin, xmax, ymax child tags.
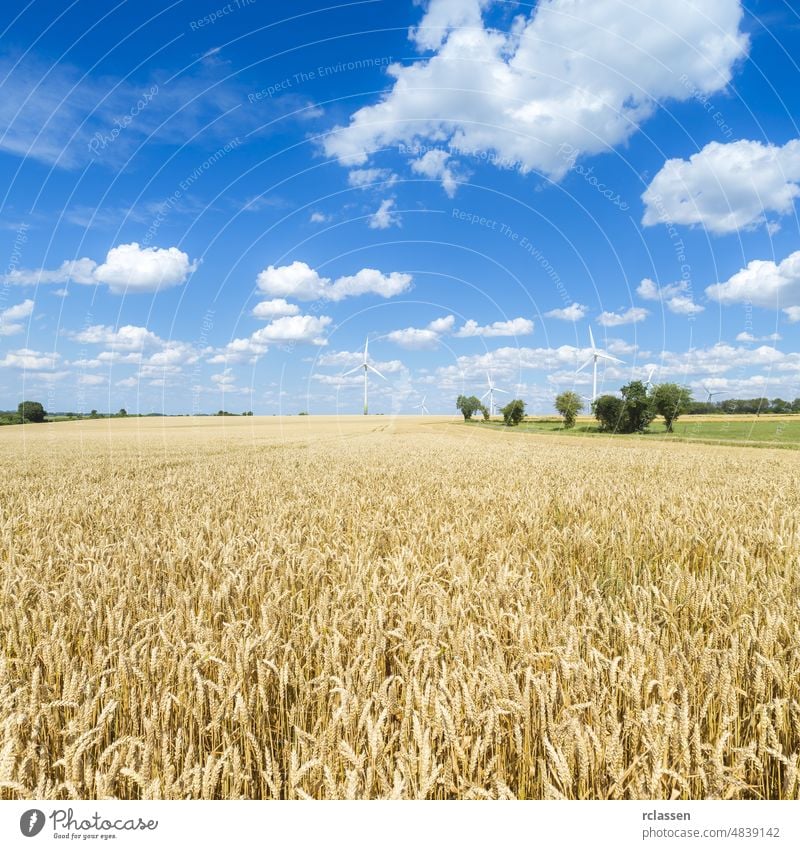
<box><xmin>1</xmin><ymin>417</ymin><xmax>798</xmax><ymax>799</ymax></box>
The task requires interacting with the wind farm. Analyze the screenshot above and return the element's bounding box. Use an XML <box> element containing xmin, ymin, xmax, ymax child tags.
<box><xmin>3</xmin><ymin>0</ymin><xmax>800</xmax><ymax>822</ymax></box>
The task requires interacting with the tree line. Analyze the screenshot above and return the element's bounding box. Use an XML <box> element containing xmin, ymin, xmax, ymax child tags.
<box><xmin>0</xmin><ymin>403</ymin><xmax>262</xmax><ymax>425</ymax></box>
<box><xmin>687</xmin><ymin>397</ymin><xmax>800</xmax><ymax>415</ymax></box>
<box><xmin>456</xmin><ymin>395</ymin><xmax>526</xmax><ymax>426</ymax></box>
<box><xmin>555</xmin><ymin>383</ymin><xmax>691</xmax><ymax>432</ymax></box>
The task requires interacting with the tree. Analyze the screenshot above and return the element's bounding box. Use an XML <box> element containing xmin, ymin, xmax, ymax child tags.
<box><xmin>592</xmin><ymin>394</ymin><xmax>626</xmax><ymax>432</ymax></box>
<box><xmin>118</xmin><ymin>408</ymin><xmax>128</xmax><ymax>417</ymax></box>
<box><xmin>18</xmin><ymin>401</ymin><xmax>46</xmax><ymax>423</ymax></box>
<box><xmin>620</xmin><ymin>380</ymin><xmax>655</xmax><ymax>433</ymax></box>
<box><xmin>651</xmin><ymin>383</ymin><xmax>693</xmax><ymax>432</ymax></box>
<box><xmin>554</xmin><ymin>391</ymin><xmax>583</xmax><ymax>429</ymax></box>
<box><xmin>456</xmin><ymin>394</ymin><xmax>485</xmax><ymax>421</ymax></box>
<box><xmin>90</xmin><ymin>409</ymin><xmax>99</xmax><ymax>418</ymax></box>
<box><xmin>500</xmin><ymin>399</ymin><xmax>526</xmax><ymax>426</ymax></box>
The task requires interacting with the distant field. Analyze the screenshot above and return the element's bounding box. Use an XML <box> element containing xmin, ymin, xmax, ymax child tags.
<box><xmin>469</xmin><ymin>414</ymin><xmax>800</xmax><ymax>447</ymax></box>
<box><xmin>1</xmin><ymin>417</ymin><xmax>798</xmax><ymax>800</ymax></box>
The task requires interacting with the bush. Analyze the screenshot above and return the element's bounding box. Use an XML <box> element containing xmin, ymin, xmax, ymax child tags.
<box><xmin>18</xmin><ymin>401</ymin><xmax>46</xmax><ymax>423</ymax></box>
<box><xmin>593</xmin><ymin>383</ymin><xmax>656</xmax><ymax>433</ymax></box>
<box><xmin>500</xmin><ymin>399</ymin><xmax>526</xmax><ymax>426</ymax></box>
<box><xmin>592</xmin><ymin>394</ymin><xmax>626</xmax><ymax>432</ymax></box>
<box><xmin>456</xmin><ymin>395</ymin><xmax>485</xmax><ymax>421</ymax></box>
<box><xmin>554</xmin><ymin>391</ymin><xmax>583</xmax><ymax>429</ymax></box>
<box><xmin>651</xmin><ymin>383</ymin><xmax>693</xmax><ymax>432</ymax></box>
<box><xmin>620</xmin><ymin>381</ymin><xmax>655</xmax><ymax>433</ymax></box>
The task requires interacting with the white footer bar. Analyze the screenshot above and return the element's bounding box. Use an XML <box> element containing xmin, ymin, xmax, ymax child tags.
<box><xmin>2</xmin><ymin>800</ymin><xmax>797</xmax><ymax>848</ymax></box>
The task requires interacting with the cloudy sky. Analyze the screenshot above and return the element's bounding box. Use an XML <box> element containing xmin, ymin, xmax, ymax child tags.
<box><xmin>1</xmin><ymin>0</ymin><xmax>798</xmax><ymax>414</ymax></box>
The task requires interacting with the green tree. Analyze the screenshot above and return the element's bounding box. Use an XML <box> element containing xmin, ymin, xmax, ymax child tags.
<box><xmin>592</xmin><ymin>394</ymin><xmax>625</xmax><ymax>432</ymax></box>
<box><xmin>456</xmin><ymin>394</ymin><xmax>484</xmax><ymax>421</ymax></box>
<box><xmin>118</xmin><ymin>408</ymin><xmax>128</xmax><ymax>417</ymax></box>
<box><xmin>18</xmin><ymin>401</ymin><xmax>46</xmax><ymax>423</ymax></box>
<box><xmin>554</xmin><ymin>391</ymin><xmax>583</xmax><ymax>429</ymax></box>
<box><xmin>90</xmin><ymin>409</ymin><xmax>99</xmax><ymax>418</ymax></box>
<box><xmin>500</xmin><ymin>398</ymin><xmax>526</xmax><ymax>426</ymax></box>
<box><xmin>651</xmin><ymin>383</ymin><xmax>693</xmax><ymax>432</ymax></box>
<box><xmin>620</xmin><ymin>380</ymin><xmax>655</xmax><ymax>433</ymax></box>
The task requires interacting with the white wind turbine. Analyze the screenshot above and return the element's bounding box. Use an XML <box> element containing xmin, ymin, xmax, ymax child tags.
<box><xmin>702</xmin><ymin>385</ymin><xmax>723</xmax><ymax>403</ymax></box>
<box><xmin>644</xmin><ymin>366</ymin><xmax>657</xmax><ymax>391</ymax></box>
<box><xmin>576</xmin><ymin>327</ymin><xmax>625</xmax><ymax>402</ymax></box>
<box><xmin>415</xmin><ymin>394</ymin><xmax>429</xmax><ymax>415</ymax></box>
<box><xmin>342</xmin><ymin>337</ymin><xmax>386</xmax><ymax>415</ymax></box>
<box><xmin>481</xmin><ymin>372</ymin><xmax>508</xmax><ymax>416</ymax></box>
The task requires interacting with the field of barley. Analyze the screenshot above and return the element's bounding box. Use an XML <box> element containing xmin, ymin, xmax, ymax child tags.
<box><xmin>1</xmin><ymin>416</ymin><xmax>799</xmax><ymax>800</ymax></box>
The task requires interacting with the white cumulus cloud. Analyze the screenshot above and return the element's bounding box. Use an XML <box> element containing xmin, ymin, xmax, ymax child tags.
<box><xmin>323</xmin><ymin>0</ymin><xmax>747</xmax><ymax>185</ymax></box>
<box><xmin>637</xmin><ymin>278</ymin><xmax>703</xmax><ymax>315</ymax></box>
<box><xmin>455</xmin><ymin>317</ymin><xmax>534</xmax><ymax>337</ymax></box>
<box><xmin>597</xmin><ymin>307</ymin><xmax>649</xmax><ymax>327</ymax></box>
<box><xmin>256</xmin><ymin>261</ymin><xmax>412</xmax><ymax>302</ymax></box>
<box><xmin>70</xmin><ymin>324</ymin><xmax>162</xmax><ymax>351</ymax></box>
<box><xmin>642</xmin><ymin>139</ymin><xmax>800</xmax><ymax>234</ymax></box>
<box><xmin>93</xmin><ymin>243</ymin><xmax>197</xmax><ymax>293</ymax></box>
<box><xmin>387</xmin><ymin>327</ymin><xmax>442</xmax><ymax>350</ymax></box>
<box><xmin>410</xmin><ymin>150</ymin><xmax>460</xmax><ymax>197</ymax></box>
<box><xmin>1</xmin><ymin>244</ymin><xmax>197</xmax><ymax>294</ymax></box>
<box><xmin>544</xmin><ymin>303</ymin><xmax>587</xmax><ymax>322</ymax></box>
<box><xmin>210</xmin><ymin>315</ymin><xmax>333</xmax><ymax>363</ymax></box>
<box><xmin>251</xmin><ymin>298</ymin><xmax>300</xmax><ymax>319</ymax></box>
<box><xmin>368</xmin><ymin>198</ymin><xmax>401</xmax><ymax>229</ymax></box>
<box><xmin>0</xmin><ymin>299</ymin><xmax>34</xmax><ymax>335</ymax></box>
<box><xmin>705</xmin><ymin>250</ymin><xmax>800</xmax><ymax>308</ymax></box>
<box><xmin>0</xmin><ymin>348</ymin><xmax>60</xmax><ymax>370</ymax></box>
<box><xmin>387</xmin><ymin>314</ymin><xmax>456</xmax><ymax>349</ymax></box>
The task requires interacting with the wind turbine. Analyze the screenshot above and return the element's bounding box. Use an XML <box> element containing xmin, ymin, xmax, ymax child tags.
<box><xmin>644</xmin><ymin>366</ymin><xmax>657</xmax><ymax>391</ymax></box>
<box><xmin>702</xmin><ymin>385</ymin><xmax>723</xmax><ymax>403</ymax></box>
<box><xmin>415</xmin><ymin>395</ymin><xmax>429</xmax><ymax>415</ymax></box>
<box><xmin>481</xmin><ymin>372</ymin><xmax>508</xmax><ymax>416</ymax></box>
<box><xmin>576</xmin><ymin>327</ymin><xmax>625</xmax><ymax>402</ymax></box>
<box><xmin>342</xmin><ymin>337</ymin><xmax>386</xmax><ymax>415</ymax></box>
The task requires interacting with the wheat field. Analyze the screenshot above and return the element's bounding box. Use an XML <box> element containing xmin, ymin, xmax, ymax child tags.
<box><xmin>1</xmin><ymin>416</ymin><xmax>798</xmax><ymax>799</ymax></box>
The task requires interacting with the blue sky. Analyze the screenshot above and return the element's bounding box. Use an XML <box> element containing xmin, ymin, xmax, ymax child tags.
<box><xmin>1</xmin><ymin>0</ymin><xmax>799</xmax><ymax>414</ymax></box>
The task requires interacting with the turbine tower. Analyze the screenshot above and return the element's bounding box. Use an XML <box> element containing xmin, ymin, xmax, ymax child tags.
<box><xmin>343</xmin><ymin>337</ymin><xmax>386</xmax><ymax>415</ymax></box>
<box><xmin>481</xmin><ymin>372</ymin><xmax>508</xmax><ymax>416</ymax></box>
<box><xmin>415</xmin><ymin>395</ymin><xmax>429</xmax><ymax>415</ymax></box>
<box><xmin>576</xmin><ymin>327</ymin><xmax>625</xmax><ymax>402</ymax></box>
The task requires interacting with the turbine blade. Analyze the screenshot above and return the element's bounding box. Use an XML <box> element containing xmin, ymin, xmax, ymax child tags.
<box><xmin>367</xmin><ymin>364</ymin><xmax>386</xmax><ymax>380</ymax></box>
<box><xmin>342</xmin><ymin>366</ymin><xmax>362</xmax><ymax>376</ymax></box>
<box><xmin>576</xmin><ymin>357</ymin><xmax>594</xmax><ymax>374</ymax></box>
<box><xmin>597</xmin><ymin>353</ymin><xmax>624</xmax><ymax>364</ymax></box>
<box><xmin>480</xmin><ymin>389</ymin><xmax>490</xmax><ymax>400</ymax></box>
<box><xmin>588</xmin><ymin>326</ymin><xmax>596</xmax><ymax>351</ymax></box>
<box><xmin>493</xmin><ymin>387</ymin><xmax>508</xmax><ymax>394</ymax></box>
